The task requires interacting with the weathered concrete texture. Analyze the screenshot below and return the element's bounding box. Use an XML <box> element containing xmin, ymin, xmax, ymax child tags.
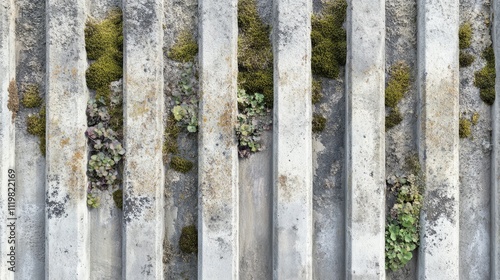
<box><xmin>492</xmin><ymin>0</ymin><xmax>500</xmax><ymax>277</ymax></box>
<box><xmin>416</xmin><ymin>0</ymin><xmax>460</xmax><ymax>279</ymax></box>
<box><xmin>458</xmin><ymin>1</ymin><xmax>492</xmax><ymax>279</ymax></box>
<box><xmin>345</xmin><ymin>0</ymin><xmax>386</xmax><ymax>278</ymax></box>
<box><xmin>198</xmin><ymin>0</ymin><xmax>239</xmax><ymax>278</ymax></box>
<box><xmin>122</xmin><ymin>0</ymin><xmax>165</xmax><ymax>278</ymax></box>
<box><xmin>45</xmin><ymin>0</ymin><xmax>90</xmax><ymax>278</ymax></box>
<box><xmin>272</xmin><ymin>0</ymin><xmax>312</xmax><ymax>279</ymax></box>
<box><xmin>385</xmin><ymin>0</ymin><xmax>418</xmax><ymax>278</ymax></box>
<box><xmin>312</xmin><ymin>77</ymin><xmax>345</xmax><ymax>280</ymax></box>
<box><xmin>15</xmin><ymin>0</ymin><xmax>47</xmax><ymax>278</ymax></box>
<box><xmin>239</xmin><ymin>131</ymin><xmax>273</xmax><ymax>280</ymax></box>
<box><xmin>0</xmin><ymin>0</ymin><xmax>16</xmax><ymax>279</ymax></box>
<box><xmin>162</xmin><ymin>0</ymin><xmax>199</xmax><ymax>278</ymax></box>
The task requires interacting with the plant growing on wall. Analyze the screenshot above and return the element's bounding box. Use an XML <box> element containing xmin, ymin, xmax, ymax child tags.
<box><xmin>385</xmin><ymin>61</ymin><xmax>411</xmax><ymax>130</ymax></box>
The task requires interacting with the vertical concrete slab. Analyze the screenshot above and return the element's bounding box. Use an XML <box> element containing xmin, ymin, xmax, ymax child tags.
<box><xmin>416</xmin><ymin>0</ymin><xmax>459</xmax><ymax>278</ymax></box>
<box><xmin>122</xmin><ymin>0</ymin><xmax>164</xmax><ymax>278</ymax></box>
<box><xmin>272</xmin><ymin>0</ymin><xmax>312</xmax><ymax>278</ymax></box>
<box><xmin>0</xmin><ymin>0</ymin><xmax>16</xmax><ymax>279</ymax></box>
<box><xmin>45</xmin><ymin>0</ymin><xmax>90</xmax><ymax>278</ymax></box>
<box><xmin>345</xmin><ymin>0</ymin><xmax>385</xmax><ymax>278</ymax></box>
<box><xmin>492</xmin><ymin>0</ymin><xmax>500</xmax><ymax>277</ymax></box>
<box><xmin>198</xmin><ymin>0</ymin><xmax>239</xmax><ymax>278</ymax></box>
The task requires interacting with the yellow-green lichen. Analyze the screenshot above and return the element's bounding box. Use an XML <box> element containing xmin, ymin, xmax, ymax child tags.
<box><xmin>168</xmin><ymin>31</ymin><xmax>198</xmax><ymax>63</ymax></box>
<box><xmin>312</xmin><ymin>79</ymin><xmax>322</xmax><ymax>104</ymax></box>
<box><xmin>311</xmin><ymin>0</ymin><xmax>347</xmax><ymax>79</ymax></box>
<box><xmin>179</xmin><ymin>225</ymin><xmax>198</xmax><ymax>254</ymax></box>
<box><xmin>112</xmin><ymin>189</ymin><xmax>123</xmax><ymax>209</ymax></box>
<box><xmin>459</xmin><ymin>117</ymin><xmax>472</xmax><ymax>138</ymax></box>
<box><xmin>312</xmin><ymin>113</ymin><xmax>326</xmax><ymax>133</ymax></box>
<box><xmin>474</xmin><ymin>45</ymin><xmax>496</xmax><ymax>105</ymax></box>
<box><xmin>7</xmin><ymin>80</ymin><xmax>19</xmax><ymax>121</ymax></box>
<box><xmin>21</xmin><ymin>84</ymin><xmax>43</xmax><ymax>108</ymax></box>
<box><xmin>170</xmin><ymin>156</ymin><xmax>193</xmax><ymax>173</ymax></box>
<box><xmin>472</xmin><ymin>112</ymin><xmax>480</xmax><ymax>125</ymax></box>
<box><xmin>386</xmin><ymin>108</ymin><xmax>403</xmax><ymax>131</ymax></box>
<box><xmin>459</xmin><ymin>22</ymin><xmax>472</xmax><ymax>49</ymax></box>
<box><xmin>238</xmin><ymin>0</ymin><xmax>274</xmax><ymax>107</ymax></box>
<box><xmin>459</xmin><ymin>51</ymin><xmax>475</xmax><ymax>68</ymax></box>
<box><xmin>27</xmin><ymin>106</ymin><xmax>46</xmax><ymax>156</ymax></box>
<box><xmin>385</xmin><ymin>62</ymin><xmax>410</xmax><ymax>130</ymax></box>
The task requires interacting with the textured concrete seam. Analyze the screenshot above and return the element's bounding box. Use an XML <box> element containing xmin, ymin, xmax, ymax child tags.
<box><xmin>122</xmin><ymin>0</ymin><xmax>165</xmax><ymax>279</ymax></box>
<box><xmin>345</xmin><ymin>0</ymin><xmax>386</xmax><ymax>278</ymax></box>
<box><xmin>492</xmin><ymin>0</ymin><xmax>500</xmax><ymax>277</ymax></box>
<box><xmin>416</xmin><ymin>0</ymin><xmax>460</xmax><ymax>279</ymax></box>
<box><xmin>45</xmin><ymin>0</ymin><xmax>90</xmax><ymax>278</ymax></box>
<box><xmin>0</xmin><ymin>0</ymin><xmax>16</xmax><ymax>278</ymax></box>
<box><xmin>198</xmin><ymin>0</ymin><xmax>239</xmax><ymax>278</ymax></box>
<box><xmin>272</xmin><ymin>0</ymin><xmax>313</xmax><ymax>279</ymax></box>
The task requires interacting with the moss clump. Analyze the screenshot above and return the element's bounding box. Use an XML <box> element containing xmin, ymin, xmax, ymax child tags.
<box><xmin>459</xmin><ymin>117</ymin><xmax>472</xmax><ymax>138</ymax></box>
<box><xmin>459</xmin><ymin>22</ymin><xmax>472</xmax><ymax>49</ymax></box>
<box><xmin>27</xmin><ymin>106</ymin><xmax>46</xmax><ymax>156</ymax></box>
<box><xmin>474</xmin><ymin>45</ymin><xmax>496</xmax><ymax>105</ymax></box>
<box><xmin>472</xmin><ymin>112</ymin><xmax>480</xmax><ymax>125</ymax></box>
<box><xmin>459</xmin><ymin>51</ymin><xmax>475</xmax><ymax>68</ymax></box>
<box><xmin>238</xmin><ymin>0</ymin><xmax>274</xmax><ymax>107</ymax></box>
<box><xmin>179</xmin><ymin>225</ymin><xmax>198</xmax><ymax>254</ymax></box>
<box><xmin>22</xmin><ymin>84</ymin><xmax>43</xmax><ymax>108</ymax></box>
<box><xmin>163</xmin><ymin>115</ymin><xmax>181</xmax><ymax>163</ymax></box>
<box><xmin>312</xmin><ymin>113</ymin><xmax>326</xmax><ymax>133</ymax></box>
<box><xmin>170</xmin><ymin>156</ymin><xmax>193</xmax><ymax>173</ymax></box>
<box><xmin>311</xmin><ymin>0</ymin><xmax>347</xmax><ymax>79</ymax></box>
<box><xmin>168</xmin><ymin>31</ymin><xmax>198</xmax><ymax>63</ymax></box>
<box><xmin>312</xmin><ymin>79</ymin><xmax>322</xmax><ymax>104</ymax></box>
<box><xmin>7</xmin><ymin>80</ymin><xmax>19</xmax><ymax>120</ymax></box>
<box><xmin>112</xmin><ymin>189</ymin><xmax>123</xmax><ymax>209</ymax></box>
<box><xmin>386</xmin><ymin>109</ymin><xmax>403</xmax><ymax>130</ymax></box>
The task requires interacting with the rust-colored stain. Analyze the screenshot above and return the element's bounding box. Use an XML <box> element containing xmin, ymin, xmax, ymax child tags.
<box><xmin>279</xmin><ymin>175</ymin><xmax>287</xmax><ymax>187</ymax></box>
<box><xmin>71</xmin><ymin>68</ymin><xmax>78</xmax><ymax>78</ymax></box>
<box><xmin>60</xmin><ymin>138</ymin><xmax>69</xmax><ymax>147</ymax></box>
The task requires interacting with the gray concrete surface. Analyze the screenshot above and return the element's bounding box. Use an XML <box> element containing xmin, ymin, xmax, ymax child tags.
<box><xmin>198</xmin><ymin>0</ymin><xmax>239</xmax><ymax>278</ymax></box>
<box><xmin>272</xmin><ymin>0</ymin><xmax>313</xmax><ymax>278</ymax></box>
<box><xmin>122</xmin><ymin>0</ymin><xmax>165</xmax><ymax>278</ymax></box>
<box><xmin>345</xmin><ymin>0</ymin><xmax>386</xmax><ymax>278</ymax></box>
<box><xmin>493</xmin><ymin>0</ymin><xmax>500</xmax><ymax>277</ymax></box>
<box><xmin>416</xmin><ymin>0</ymin><xmax>460</xmax><ymax>279</ymax></box>
<box><xmin>45</xmin><ymin>0</ymin><xmax>90</xmax><ymax>278</ymax></box>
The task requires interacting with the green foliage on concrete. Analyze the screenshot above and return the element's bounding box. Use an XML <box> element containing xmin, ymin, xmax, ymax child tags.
<box><xmin>26</xmin><ymin>106</ymin><xmax>46</xmax><ymax>156</ymax></box>
<box><xmin>459</xmin><ymin>23</ymin><xmax>475</xmax><ymax>68</ymax></box>
<box><xmin>170</xmin><ymin>63</ymin><xmax>199</xmax><ymax>133</ymax></box>
<box><xmin>312</xmin><ymin>113</ymin><xmax>326</xmax><ymax>133</ymax></box>
<box><xmin>474</xmin><ymin>45</ymin><xmax>496</xmax><ymax>105</ymax></box>
<box><xmin>385</xmin><ymin>62</ymin><xmax>410</xmax><ymax>130</ymax></box>
<box><xmin>170</xmin><ymin>156</ymin><xmax>194</xmax><ymax>174</ymax></box>
<box><xmin>238</xmin><ymin>0</ymin><xmax>274</xmax><ymax>107</ymax></box>
<box><xmin>459</xmin><ymin>51</ymin><xmax>475</xmax><ymax>68</ymax></box>
<box><xmin>385</xmin><ymin>175</ymin><xmax>423</xmax><ymax>271</ymax></box>
<box><xmin>312</xmin><ymin>79</ymin><xmax>322</xmax><ymax>104</ymax></box>
<box><xmin>459</xmin><ymin>117</ymin><xmax>472</xmax><ymax>138</ymax></box>
<box><xmin>168</xmin><ymin>30</ymin><xmax>198</xmax><ymax>63</ymax></box>
<box><xmin>311</xmin><ymin>0</ymin><xmax>347</xmax><ymax>79</ymax></box>
<box><xmin>21</xmin><ymin>84</ymin><xmax>43</xmax><ymax>108</ymax></box>
<box><xmin>179</xmin><ymin>225</ymin><xmax>198</xmax><ymax>254</ymax></box>
<box><xmin>87</xmin><ymin>193</ymin><xmax>100</xmax><ymax>209</ymax></box>
<box><xmin>113</xmin><ymin>189</ymin><xmax>123</xmax><ymax>210</ymax></box>
<box><xmin>386</xmin><ymin>109</ymin><xmax>403</xmax><ymax>131</ymax></box>
<box><xmin>163</xmin><ymin>114</ymin><xmax>181</xmax><ymax>163</ymax></box>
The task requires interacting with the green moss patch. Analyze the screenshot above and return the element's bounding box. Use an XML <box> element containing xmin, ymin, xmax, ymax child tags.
<box><xmin>238</xmin><ymin>0</ymin><xmax>274</xmax><ymax>107</ymax></box>
<box><xmin>163</xmin><ymin>115</ymin><xmax>181</xmax><ymax>163</ymax></box>
<box><xmin>168</xmin><ymin>31</ymin><xmax>198</xmax><ymax>63</ymax></box>
<box><xmin>312</xmin><ymin>113</ymin><xmax>326</xmax><ymax>133</ymax></box>
<box><xmin>459</xmin><ymin>117</ymin><xmax>471</xmax><ymax>138</ymax></box>
<box><xmin>385</xmin><ymin>62</ymin><xmax>410</xmax><ymax>130</ymax></box>
<box><xmin>179</xmin><ymin>225</ymin><xmax>198</xmax><ymax>254</ymax></box>
<box><xmin>312</xmin><ymin>79</ymin><xmax>322</xmax><ymax>104</ymax></box>
<box><xmin>21</xmin><ymin>84</ymin><xmax>43</xmax><ymax>108</ymax></box>
<box><xmin>474</xmin><ymin>45</ymin><xmax>496</xmax><ymax>105</ymax></box>
<box><xmin>112</xmin><ymin>189</ymin><xmax>123</xmax><ymax>209</ymax></box>
<box><xmin>386</xmin><ymin>109</ymin><xmax>403</xmax><ymax>131</ymax></box>
<box><xmin>459</xmin><ymin>51</ymin><xmax>475</xmax><ymax>68</ymax></box>
<box><xmin>459</xmin><ymin>22</ymin><xmax>472</xmax><ymax>49</ymax></box>
<box><xmin>170</xmin><ymin>156</ymin><xmax>193</xmax><ymax>173</ymax></box>
<box><xmin>311</xmin><ymin>0</ymin><xmax>347</xmax><ymax>79</ymax></box>
<box><xmin>27</xmin><ymin>106</ymin><xmax>46</xmax><ymax>156</ymax></box>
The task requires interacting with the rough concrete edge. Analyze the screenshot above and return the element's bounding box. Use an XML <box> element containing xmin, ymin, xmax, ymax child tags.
<box><xmin>344</xmin><ymin>0</ymin><xmax>386</xmax><ymax>278</ymax></box>
<box><xmin>271</xmin><ymin>0</ymin><xmax>313</xmax><ymax>279</ymax></box>
<box><xmin>492</xmin><ymin>0</ymin><xmax>500</xmax><ymax>277</ymax></box>
<box><xmin>122</xmin><ymin>0</ymin><xmax>165</xmax><ymax>278</ymax></box>
<box><xmin>0</xmin><ymin>0</ymin><xmax>16</xmax><ymax>278</ymax></box>
<box><xmin>197</xmin><ymin>0</ymin><xmax>239</xmax><ymax>278</ymax></box>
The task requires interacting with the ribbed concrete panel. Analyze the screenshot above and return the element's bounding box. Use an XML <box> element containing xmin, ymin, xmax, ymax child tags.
<box><xmin>416</xmin><ymin>0</ymin><xmax>459</xmax><ymax>278</ymax></box>
<box><xmin>0</xmin><ymin>0</ymin><xmax>16</xmax><ymax>278</ymax></box>
<box><xmin>198</xmin><ymin>0</ymin><xmax>239</xmax><ymax>278</ymax></box>
<box><xmin>45</xmin><ymin>0</ymin><xmax>90</xmax><ymax>278</ymax></box>
<box><xmin>122</xmin><ymin>0</ymin><xmax>164</xmax><ymax>278</ymax></box>
<box><xmin>272</xmin><ymin>0</ymin><xmax>312</xmax><ymax>279</ymax></box>
<box><xmin>492</xmin><ymin>0</ymin><xmax>500</xmax><ymax>277</ymax></box>
<box><xmin>345</xmin><ymin>0</ymin><xmax>386</xmax><ymax>278</ymax></box>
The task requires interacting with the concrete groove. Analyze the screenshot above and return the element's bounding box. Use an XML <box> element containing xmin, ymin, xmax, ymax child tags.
<box><xmin>492</xmin><ymin>0</ymin><xmax>500</xmax><ymax>277</ymax></box>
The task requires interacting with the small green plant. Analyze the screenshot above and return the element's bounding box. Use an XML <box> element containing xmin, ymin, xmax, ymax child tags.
<box><xmin>113</xmin><ymin>189</ymin><xmax>123</xmax><ymax>209</ymax></box>
<box><xmin>179</xmin><ymin>225</ymin><xmax>198</xmax><ymax>254</ymax></box>
<box><xmin>168</xmin><ymin>30</ymin><xmax>198</xmax><ymax>63</ymax></box>
<box><xmin>385</xmin><ymin>62</ymin><xmax>410</xmax><ymax>130</ymax></box>
<box><xmin>459</xmin><ymin>117</ymin><xmax>472</xmax><ymax>138</ymax></box>
<box><xmin>170</xmin><ymin>63</ymin><xmax>199</xmax><ymax>133</ymax></box>
<box><xmin>312</xmin><ymin>113</ymin><xmax>326</xmax><ymax>133</ymax></box>
<box><xmin>385</xmin><ymin>175</ymin><xmax>423</xmax><ymax>271</ymax></box>
<box><xmin>87</xmin><ymin>193</ymin><xmax>101</xmax><ymax>209</ymax></box>
<box><xmin>170</xmin><ymin>156</ymin><xmax>194</xmax><ymax>174</ymax></box>
<box><xmin>236</xmin><ymin>89</ymin><xmax>270</xmax><ymax>157</ymax></box>
<box><xmin>474</xmin><ymin>45</ymin><xmax>496</xmax><ymax>105</ymax></box>
<box><xmin>26</xmin><ymin>106</ymin><xmax>46</xmax><ymax>156</ymax></box>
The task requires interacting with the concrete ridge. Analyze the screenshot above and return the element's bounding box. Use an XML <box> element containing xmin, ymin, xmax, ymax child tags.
<box><xmin>492</xmin><ymin>0</ymin><xmax>500</xmax><ymax>277</ymax></box>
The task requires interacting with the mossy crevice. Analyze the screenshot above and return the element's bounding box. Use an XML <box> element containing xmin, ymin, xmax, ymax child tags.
<box><xmin>312</xmin><ymin>79</ymin><xmax>322</xmax><ymax>104</ymax></box>
<box><xmin>312</xmin><ymin>113</ymin><xmax>326</xmax><ymax>133</ymax></box>
<box><xmin>238</xmin><ymin>0</ymin><xmax>273</xmax><ymax>107</ymax></box>
<box><xmin>385</xmin><ymin>62</ymin><xmax>410</xmax><ymax>130</ymax></box>
<box><xmin>21</xmin><ymin>84</ymin><xmax>43</xmax><ymax>108</ymax></box>
<box><xmin>179</xmin><ymin>225</ymin><xmax>198</xmax><ymax>254</ymax></box>
<box><xmin>27</xmin><ymin>106</ymin><xmax>46</xmax><ymax>156</ymax></box>
<box><xmin>311</xmin><ymin>0</ymin><xmax>347</xmax><ymax>79</ymax></box>
<box><xmin>7</xmin><ymin>80</ymin><xmax>19</xmax><ymax>121</ymax></box>
<box><xmin>459</xmin><ymin>22</ymin><xmax>475</xmax><ymax>68</ymax></box>
<box><xmin>112</xmin><ymin>189</ymin><xmax>123</xmax><ymax>209</ymax></box>
<box><xmin>168</xmin><ymin>30</ymin><xmax>198</xmax><ymax>63</ymax></box>
<box><xmin>459</xmin><ymin>117</ymin><xmax>472</xmax><ymax>138</ymax></box>
<box><xmin>170</xmin><ymin>156</ymin><xmax>194</xmax><ymax>174</ymax></box>
<box><xmin>474</xmin><ymin>45</ymin><xmax>496</xmax><ymax>105</ymax></box>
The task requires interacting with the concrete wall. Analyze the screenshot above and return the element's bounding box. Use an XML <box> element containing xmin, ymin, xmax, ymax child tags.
<box><xmin>2</xmin><ymin>0</ymin><xmax>498</xmax><ymax>279</ymax></box>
